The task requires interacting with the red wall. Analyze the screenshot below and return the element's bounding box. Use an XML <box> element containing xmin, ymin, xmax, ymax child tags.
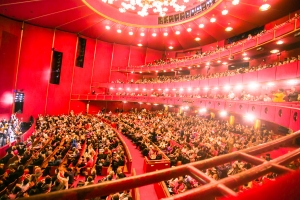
<box><xmin>16</xmin><ymin>24</ymin><xmax>54</xmax><ymax>120</ymax></box>
<box><xmin>46</xmin><ymin>30</ymin><xmax>77</xmax><ymax>115</ymax></box>
<box><xmin>0</xmin><ymin>17</ymin><xmax>21</xmax><ymax>119</ymax></box>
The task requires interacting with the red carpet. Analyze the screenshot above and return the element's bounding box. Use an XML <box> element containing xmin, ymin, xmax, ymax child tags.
<box><xmin>119</xmin><ymin>133</ymin><xmax>159</xmax><ymax>200</ymax></box>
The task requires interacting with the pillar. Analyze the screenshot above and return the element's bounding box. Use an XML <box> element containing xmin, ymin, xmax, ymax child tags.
<box><xmin>254</xmin><ymin>119</ymin><xmax>261</xmax><ymax>130</ymax></box>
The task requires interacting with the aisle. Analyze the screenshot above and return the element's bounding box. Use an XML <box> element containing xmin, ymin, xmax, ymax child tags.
<box><xmin>119</xmin><ymin>132</ymin><xmax>158</xmax><ymax>200</ymax></box>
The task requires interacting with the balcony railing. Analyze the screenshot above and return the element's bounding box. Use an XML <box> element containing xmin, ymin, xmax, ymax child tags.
<box><xmin>109</xmin><ymin>17</ymin><xmax>300</xmax><ymax>73</ymax></box>
<box><xmin>93</xmin><ymin>60</ymin><xmax>300</xmax><ymax>90</ymax></box>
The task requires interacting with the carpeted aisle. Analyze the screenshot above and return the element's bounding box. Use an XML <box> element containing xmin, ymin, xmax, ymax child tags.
<box><xmin>119</xmin><ymin>132</ymin><xmax>159</xmax><ymax>200</ymax></box>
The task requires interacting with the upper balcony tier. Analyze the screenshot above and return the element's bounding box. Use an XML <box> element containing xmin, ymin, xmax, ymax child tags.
<box><xmin>93</xmin><ymin>60</ymin><xmax>300</xmax><ymax>90</ymax></box>
<box><xmin>111</xmin><ymin>17</ymin><xmax>300</xmax><ymax>73</ymax></box>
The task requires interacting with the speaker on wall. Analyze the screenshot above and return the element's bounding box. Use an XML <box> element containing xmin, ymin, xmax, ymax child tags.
<box><xmin>76</xmin><ymin>37</ymin><xmax>86</xmax><ymax>68</ymax></box>
<box><xmin>14</xmin><ymin>92</ymin><xmax>24</xmax><ymax>113</ymax></box>
<box><xmin>50</xmin><ymin>51</ymin><xmax>63</xmax><ymax>85</ymax></box>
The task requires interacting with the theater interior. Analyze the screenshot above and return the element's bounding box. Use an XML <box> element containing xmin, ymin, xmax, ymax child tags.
<box><xmin>1</xmin><ymin>0</ymin><xmax>300</xmax><ymax>199</ymax></box>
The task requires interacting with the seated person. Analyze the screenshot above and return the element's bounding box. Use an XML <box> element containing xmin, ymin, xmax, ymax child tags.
<box><xmin>272</xmin><ymin>89</ymin><xmax>285</xmax><ymax>102</ymax></box>
<box><xmin>287</xmin><ymin>87</ymin><xmax>299</xmax><ymax>102</ymax></box>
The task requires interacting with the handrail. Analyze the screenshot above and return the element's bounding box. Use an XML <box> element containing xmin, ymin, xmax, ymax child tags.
<box><xmin>20</xmin><ymin>130</ymin><xmax>300</xmax><ymax>200</ymax></box>
<box><xmin>99</xmin><ymin>117</ymin><xmax>133</xmax><ymax>173</ymax></box>
<box><xmin>93</xmin><ymin>60</ymin><xmax>300</xmax><ymax>87</ymax></box>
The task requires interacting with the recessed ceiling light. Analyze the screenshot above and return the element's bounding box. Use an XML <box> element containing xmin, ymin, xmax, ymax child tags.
<box><xmin>243</xmin><ymin>57</ymin><xmax>250</xmax><ymax>60</ymax></box>
<box><xmin>140</xmin><ymin>32</ymin><xmax>145</xmax><ymax>36</ymax></box>
<box><xmin>137</xmin><ymin>43</ymin><xmax>142</xmax><ymax>46</ymax></box>
<box><xmin>105</xmin><ymin>25</ymin><xmax>110</xmax><ymax>30</ymax></box>
<box><xmin>270</xmin><ymin>49</ymin><xmax>279</xmax><ymax>54</ymax></box>
<box><xmin>169</xmin><ymin>46</ymin><xmax>173</xmax><ymax>49</ymax></box>
<box><xmin>210</xmin><ymin>15</ymin><xmax>216</xmax><ymax>23</ymax></box>
<box><xmin>206</xmin><ymin>62</ymin><xmax>210</xmax><ymax>65</ymax></box>
<box><xmin>242</xmin><ymin>52</ymin><xmax>247</xmax><ymax>56</ymax></box>
<box><xmin>225</xmin><ymin>26</ymin><xmax>233</xmax><ymax>32</ymax></box>
<box><xmin>117</xmin><ymin>29</ymin><xmax>122</xmax><ymax>33</ymax></box>
<box><xmin>152</xmin><ymin>32</ymin><xmax>157</xmax><ymax>37</ymax></box>
<box><xmin>259</xmin><ymin>3</ymin><xmax>271</xmax><ymax>11</ymax></box>
<box><xmin>195</xmin><ymin>37</ymin><xmax>201</xmax><ymax>41</ymax></box>
<box><xmin>187</xmin><ymin>27</ymin><xmax>192</xmax><ymax>32</ymax></box>
<box><xmin>199</xmin><ymin>23</ymin><xmax>204</xmax><ymax>28</ymax></box>
<box><xmin>175</xmin><ymin>30</ymin><xmax>180</xmax><ymax>35</ymax></box>
<box><xmin>217</xmin><ymin>60</ymin><xmax>221</xmax><ymax>63</ymax></box>
<box><xmin>222</xmin><ymin>9</ymin><xmax>228</xmax><ymax>15</ymax></box>
<box><xmin>129</xmin><ymin>31</ymin><xmax>133</xmax><ymax>35</ymax></box>
<box><xmin>164</xmin><ymin>32</ymin><xmax>168</xmax><ymax>36</ymax></box>
<box><xmin>232</xmin><ymin>0</ymin><xmax>239</xmax><ymax>5</ymax></box>
<box><xmin>276</xmin><ymin>40</ymin><xmax>283</xmax><ymax>45</ymax></box>
<box><xmin>222</xmin><ymin>62</ymin><xmax>228</xmax><ymax>65</ymax></box>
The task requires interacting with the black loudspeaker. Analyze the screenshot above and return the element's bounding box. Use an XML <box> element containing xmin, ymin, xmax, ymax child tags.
<box><xmin>76</xmin><ymin>37</ymin><xmax>86</xmax><ymax>68</ymax></box>
<box><xmin>50</xmin><ymin>51</ymin><xmax>63</xmax><ymax>85</ymax></box>
<box><xmin>277</xmin><ymin>126</ymin><xmax>290</xmax><ymax>134</ymax></box>
<box><xmin>14</xmin><ymin>92</ymin><xmax>24</xmax><ymax>113</ymax></box>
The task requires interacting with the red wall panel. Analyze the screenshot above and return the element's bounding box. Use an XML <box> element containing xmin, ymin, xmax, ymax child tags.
<box><xmin>145</xmin><ymin>48</ymin><xmax>163</xmax><ymax>64</ymax></box>
<box><xmin>93</xmin><ymin>41</ymin><xmax>113</xmax><ymax>83</ymax></box>
<box><xmin>72</xmin><ymin>37</ymin><xmax>96</xmax><ymax>94</ymax></box>
<box><xmin>129</xmin><ymin>46</ymin><xmax>146</xmax><ymax>66</ymax></box>
<box><xmin>112</xmin><ymin>44</ymin><xmax>130</xmax><ymax>69</ymax></box>
<box><xmin>0</xmin><ymin>17</ymin><xmax>21</xmax><ymax>119</ymax></box>
<box><xmin>46</xmin><ymin>30</ymin><xmax>77</xmax><ymax>115</ymax></box>
<box><xmin>70</xmin><ymin>100</ymin><xmax>87</xmax><ymax>114</ymax></box>
<box><xmin>16</xmin><ymin>24</ymin><xmax>54</xmax><ymax>120</ymax></box>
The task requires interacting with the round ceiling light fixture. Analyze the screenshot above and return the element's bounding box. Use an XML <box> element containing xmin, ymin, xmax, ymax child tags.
<box><xmin>152</xmin><ymin>32</ymin><xmax>157</xmax><ymax>37</ymax></box>
<box><xmin>222</xmin><ymin>8</ymin><xmax>228</xmax><ymax>15</ymax></box>
<box><xmin>210</xmin><ymin>15</ymin><xmax>216</xmax><ymax>23</ymax></box>
<box><xmin>259</xmin><ymin>1</ymin><xmax>271</xmax><ymax>11</ymax></box>
<box><xmin>140</xmin><ymin>32</ymin><xmax>145</xmax><ymax>36</ymax></box>
<box><xmin>129</xmin><ymin>31</ymin><xmax>133</xmax><ymax>35</ymax></box>
<box><xmin>137</xmin><ymin>43</ymin><xmax>142</xmax><ymax>46</ymax></box>
<box><xmin>225</xmin><ymin>25</ymin><xmax>233</xmax><ymax>32</ymax></box>
<box><xmin>199</xmin><ymin>23</ymin><xmax>205</xmax><ymax>28</ymax></box>
<box><xmin>243</xmin><ymin>57</ymin><xmax>250</xmax><ymax>61</ymax></box>
<box><xmin>175</xmin><ymin>30</ymin><xmax>180</xmax><ymax>35</ymax></box>
<box><xmin>270</xmin><ymin>49</ymin><xmax>279</xmax><ymax>54</ymax></box>
<box><xmin>187</xmin><ymin>27</ymin><xmax>192</xmax><ymax>32</ymax></box>
<box><xmin>232</xmin><ymin>0</ymin><xmax>239</xmax><ymax>5</ymax></box>
<box><xmin>276</xmin><ymin>40</ymin><xmax>283</xmax><ymax>45</ymax></box>
<box><xmin>195</xmin><ymin>37</ymin><xmax>201</xmax><ymax>41</ymax></box>
<box><xmin>169</xmin><ymin>46</ymin><xmax>173</xmax><ymax>49</ymax></box>
<box><xmin>117</xmin><ymin>29</ymin><xmax>122</xmax><ymax>33</ymax></box>
<box><xmin>163</xmin><ymin>32</ymin><xmax>168</xmax><ymax>36</ymax></box>
<box><xmin>105</xmin><ymin>25</ymin><xmax>110</xmax><ymax>30</ymax></box>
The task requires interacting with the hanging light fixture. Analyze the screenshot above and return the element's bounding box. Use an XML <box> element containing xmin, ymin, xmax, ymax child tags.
<box><xmin>104</xmin><ymin>0</ymin><xmax>188</xmax><ymax>17</ymax></box>
<box><xmin>259</xmin><ymin>0</ymin><xmax>271</xmax><ymax>11</ymax></box>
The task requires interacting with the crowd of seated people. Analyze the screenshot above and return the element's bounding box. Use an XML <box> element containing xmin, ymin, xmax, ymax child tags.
<box><xmin>0</xmin><ymin>114</ymin><xmax>24</xmax><ymax>147</ymax></box>
<box><xmin>134</xmin><ymin>55</ymin><xmax>300</xmax><ymax>84</ymax></box>
<box><xmin>0</xmin><ymin>113</ymin><xmax>131</xmax><ymax>200</ymax></box>
<box><xmin>115</xmin><ymin>110</ymin><xmax>278</xmax><ymax>166</ymax></box>
<box><xmin>127</xmin><ymin>13</ymin><xmax>299</xmax><ymax>70</ymax></box>
<box><xmin>101</xmin><ymin>110</ymin><xmax>280</xmax><ymax>195</ymax></box>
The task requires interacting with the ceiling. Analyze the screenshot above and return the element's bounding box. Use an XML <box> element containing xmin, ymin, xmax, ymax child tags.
<box><xmin>0</xmin><ymin>0</ymin><xmax>300</xmax><ymax>51</ymax></box>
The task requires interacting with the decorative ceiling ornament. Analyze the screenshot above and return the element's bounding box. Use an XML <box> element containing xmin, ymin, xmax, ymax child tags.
<box><xmin>102</xmin><ymin>0</ymin><xmax>188</xmax><ymax>17</ymax></box>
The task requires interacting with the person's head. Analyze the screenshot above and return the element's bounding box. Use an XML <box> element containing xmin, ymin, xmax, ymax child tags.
<box><xmin>23</xmin><ymin>178</ymin><xmax>29</xmax><ymax>185</ymax></box>
<box><xmin>87</xmin><ymin>176</ymin><xmax>93</xmax><ymax>183</ymax></box>
<box><xmin>45</xmin><ymin>177</ymin><xmax>52</xmax><ymax>184</ymax></box>
<box><xmin>112</xmin><ymin>194</ymin><xmax>119</xmax><ymax>200</ymax></box>
<box><xmin>291</xmin><ymin>87</ymin><xmax>296</xmax><ymax>92</ymax></box>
